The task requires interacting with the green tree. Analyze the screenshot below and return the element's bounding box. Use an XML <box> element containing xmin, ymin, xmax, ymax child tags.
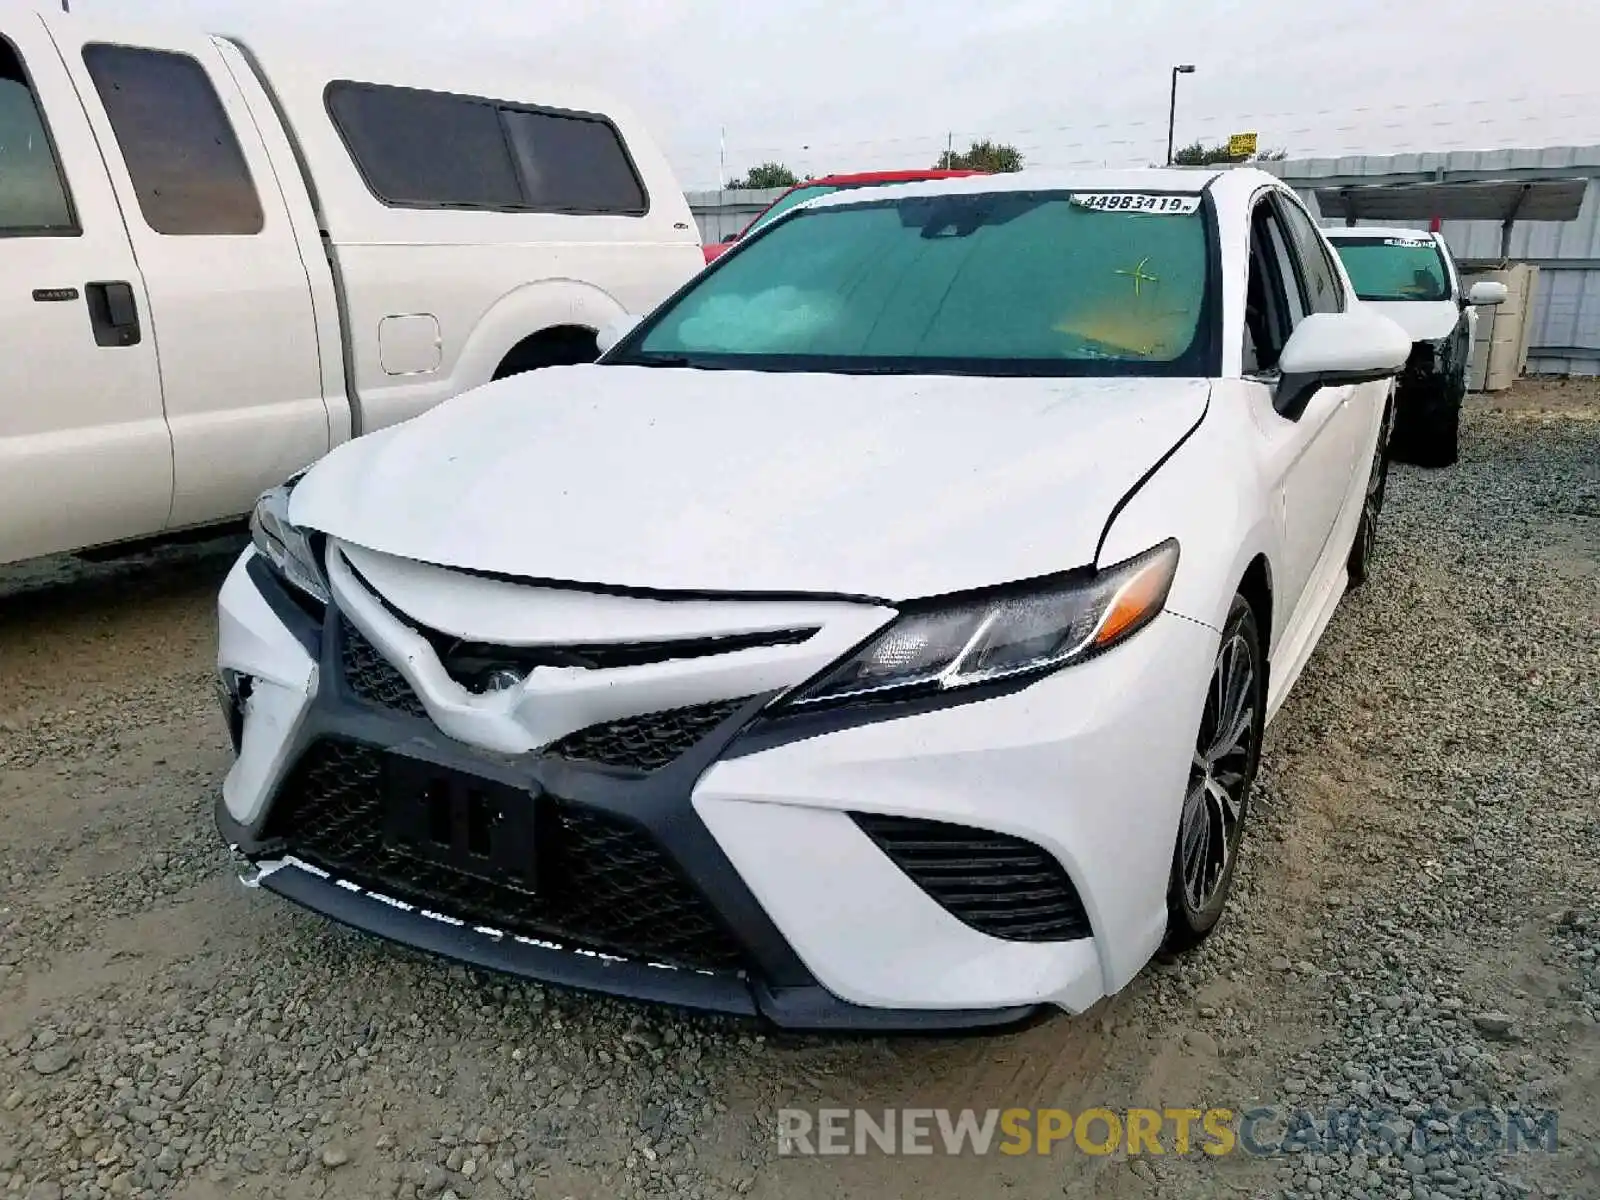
<box><xmin>1171</xmin><ymin>139</ymin><xmax>1287</xmax><ymax>166</ymax></box>
<box><xmin>934</xmin><ymin>139</ymin><xmax>1024</xmax><ymax>173</ymax></box>
<box><xmin>725</xmin><ymin>162</ymin><xmax>799</xmax><ymax>189</ymax></box>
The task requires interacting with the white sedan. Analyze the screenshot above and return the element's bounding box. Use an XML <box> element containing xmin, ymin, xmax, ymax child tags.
<box><xmin>216</xmin><ymin>167</ymin><xmax>1411</xmax><ymax>1030</ymax></box>
<box><xmin>1323</xmin><ymin>226</ymin><xmax>1507</xmax><ymax>467</ymax></box>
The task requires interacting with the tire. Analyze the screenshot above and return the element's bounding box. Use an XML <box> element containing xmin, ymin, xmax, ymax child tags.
<box><xmin>1397</xmin><ymin>399</ymin><xmax>1460</xmax><ymax>469</ymax></box>
<box><xmin>1390</xmin><ymin>364</ymin><xmax>1463</xmax><ymax>469</ymax></box>
<box><xmin>1346</xmin><ymin>399</ymin><xmax>1393</xmax><ymax>589</ymax></box>
<box><xmin>492</xmin><ymin>327</ymin><xmax>601</xmax><ymax>380</ymax></box>
<box><xmin>1164</xmin><ymin>593</ymin><xmax>1265</xmax><ymax>952</ymax></box>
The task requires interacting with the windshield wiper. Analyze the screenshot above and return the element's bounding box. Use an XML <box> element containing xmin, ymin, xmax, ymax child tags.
<box><xmin>615</xmin><ymin>354</ymin><xmax>722</xmax><ymax>369</ymax></box>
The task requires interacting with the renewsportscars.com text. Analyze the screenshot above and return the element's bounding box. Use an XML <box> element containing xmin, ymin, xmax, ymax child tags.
<box><xmin>777</xmin><ymin>1106</ymin><xmax>1560</xmax><ymax>1157</ymax></box>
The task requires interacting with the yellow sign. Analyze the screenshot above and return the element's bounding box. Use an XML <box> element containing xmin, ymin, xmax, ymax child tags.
<box><xmin>1228</xmin><ymin>132</ymin><xmax>1258</xmax><ymax>158</ymax></box>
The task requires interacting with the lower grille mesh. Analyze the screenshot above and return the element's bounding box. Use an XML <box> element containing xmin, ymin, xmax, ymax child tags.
<box><xmin>547</xmin><ymin>698</ymin><xmax>751</xmax><ymax>771</ymax></box>
<box><xmin>264</xmin><ymin>740</ymin><xmax>746</xmax><ymax>971</ymax></box>
<box><xmin>340</xmin><ymin>617</ymin><xmax>426</xmax><ymax>718</ymax></box>
<box><xmin>851</xmin><ymin>813</ymin><xmax>1091</xmax><ymax>942</ymax></box>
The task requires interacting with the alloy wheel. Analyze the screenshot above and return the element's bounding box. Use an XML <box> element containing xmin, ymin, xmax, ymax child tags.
<box><xmin>1178</xmin><ymin>627</ymin><xmax>1257</xmax><ymax>913</ymax></box>
<box><xmin>1359</xmin><ymin>437</ymin><xmax>1385</xmax><ymax>568</ymax></box>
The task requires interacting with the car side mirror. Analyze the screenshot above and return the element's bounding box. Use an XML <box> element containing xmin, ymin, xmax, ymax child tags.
<box><xmin>1466</xmin><ymin>280</ymin><xmax>1508</xmax><ymax>307</ymax></box>
<box><xmin>1274</xmin><ymin>310</ymin><xmax>1412</xmax><ymax>420</ymax></box>
<box><xmin>595</xmin><ymin>314</ymin><xmax>642</xmax><ymax>357</ymax></box>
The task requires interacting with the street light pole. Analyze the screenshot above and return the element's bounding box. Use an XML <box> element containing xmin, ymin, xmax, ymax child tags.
<box><xmin>1166</xmin><ymin>64</ymin><xmax>1195</xmax><ymax>165</ymax></box>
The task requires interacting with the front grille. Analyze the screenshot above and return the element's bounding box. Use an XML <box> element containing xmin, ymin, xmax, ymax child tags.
<box><xmin>264</xmin><ymin>740</ymin><xmax>746</xmax><ymax>971</ymax></box>
<box><xmin>547</xmin><ymin>698</ymin><xmax>751</xmax><ymax>771</ymax></box>
<box><xmin>851</xmin><ymin>813</ymin><xmax>1092</xmax><ymax>942</ymax></box>
<box><xmin>340</xmin><ymin>617</ymin><xmax>426</xmax><ymax>718</ymax></box>
<box><xmin>337</xmin><ymin>610</ymin><xmax>748</xmax><ymax>772</ymax></box>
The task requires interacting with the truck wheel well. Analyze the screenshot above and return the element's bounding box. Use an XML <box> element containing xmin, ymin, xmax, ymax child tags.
<box><xmin>1238</xmin><ymin>554</ymin><xmax>1273</xmax><ymax>669</ymax></box>
<box><xmin>492</xmin><ymin>326</ymin><xmax>599</xmax><ymax>380</ymax></box>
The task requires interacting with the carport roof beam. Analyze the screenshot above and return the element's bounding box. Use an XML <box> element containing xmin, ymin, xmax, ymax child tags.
<box><xmin>1314</xmin><ymin>177</ymin><xmax>1588</xmax><ymax>252</ymax></box>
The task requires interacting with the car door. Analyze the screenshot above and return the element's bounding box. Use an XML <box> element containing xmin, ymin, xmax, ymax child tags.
<box><xmin>1274</xmin><ymin>192</ymin><xmax>1378</xmax><ymax>555</ymax></box>
<box><xmin>1238</xmin><ymin>190</ymin><xmax>1367</xmax><ymax>640</ymax></box>
<box><xmin>0</xmin><ymin>19</ymin><xmax>171</xmax><ymax>565</ymax></box>
<box><xmin>60</xmin><ymin>27</ymin><xmax>329</xmax><ymax>530</ymax></box>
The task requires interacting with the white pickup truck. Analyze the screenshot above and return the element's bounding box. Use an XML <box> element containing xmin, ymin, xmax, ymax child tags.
<box><xmin>1</xmin><ymin>5</ymin><xmax>704</xmax><ymax>565</ymax></box>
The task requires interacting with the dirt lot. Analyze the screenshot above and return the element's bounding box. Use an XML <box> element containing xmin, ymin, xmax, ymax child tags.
<box><xmin>1</xmin><ymin>379</ymin><xmax>1596</xmax><ymax>1200</ymax></box>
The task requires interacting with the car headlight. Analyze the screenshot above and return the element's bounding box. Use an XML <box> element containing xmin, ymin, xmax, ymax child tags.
<box><xmin>249</xmin><ymin>478</ymin><xmax>329</xmax><ymax>606</ymax></box>
<box><xmin>781</xmin><ymin>539</ymin><xmax>1179</xmax><ymax>710</ymax></box>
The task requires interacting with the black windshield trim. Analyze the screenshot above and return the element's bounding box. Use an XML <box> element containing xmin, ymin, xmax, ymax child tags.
<box><xmin>604</xmin><ymin>186</ymin><xmax>1223</xmax><ymax>379</ymax></box>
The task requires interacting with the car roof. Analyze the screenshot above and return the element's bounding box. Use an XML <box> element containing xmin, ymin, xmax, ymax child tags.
<box><xmin>800</xmin><ymin>166</ymin><xmax>1278</xmax><ymax>212</ymax></box>
<box><xmin>1322</xmin><ymin>225</ymin><xmax>1438</xmax><ymax>241</ymax></box>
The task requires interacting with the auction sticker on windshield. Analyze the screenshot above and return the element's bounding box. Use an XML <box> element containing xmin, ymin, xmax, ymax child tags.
<box><xmin>1072</xmin><ymin>194</ymin><xmax>1201</xmax><ymax>214</ymax></box>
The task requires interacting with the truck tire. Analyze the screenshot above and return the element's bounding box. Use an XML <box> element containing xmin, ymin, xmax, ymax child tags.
<box><xmin>493</xmin><ymin>327</ymin><xmax>600</xmax><ymax>380</ymax></box>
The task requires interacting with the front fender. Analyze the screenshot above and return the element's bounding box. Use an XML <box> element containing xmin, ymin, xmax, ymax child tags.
<box><xmin>1096</xmin><ymin>382</ymin><xmax>1281</xmax><ymax>646</ymax></box>
<box><xmin>454</xmin><ymin>278</ymin><xmax>630</xmax><ymax>390</ymax></box>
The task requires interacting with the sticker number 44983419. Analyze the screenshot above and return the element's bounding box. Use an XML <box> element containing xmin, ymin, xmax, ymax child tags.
<box><xmin>1071</xmin><ymin>193</ymin><xmax>1201</xmax><ymax>214</ymax></box>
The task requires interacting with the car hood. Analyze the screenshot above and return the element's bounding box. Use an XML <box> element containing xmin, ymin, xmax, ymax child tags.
<box><xmin>291</xmin><ymin>365</ymin><xmax>1209</xmax><ymax>601</ymax></box>
<box><xmin>1359</xmin><ymin>299</ymin><xmax>1462</xmax><ymax>343</ymax></box>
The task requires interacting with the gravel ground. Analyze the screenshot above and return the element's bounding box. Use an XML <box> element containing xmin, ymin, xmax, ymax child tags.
<box><xmin>0</xmin><ymin>379</ymin><xmax>1595</xmax><ymax>1200</ymax></box>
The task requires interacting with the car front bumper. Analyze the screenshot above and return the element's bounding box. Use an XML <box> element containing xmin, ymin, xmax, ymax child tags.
<box><xmin>215</xmin><ymin>546</ymin><xmax>1219</xmax><ymax>1030</ymax></box>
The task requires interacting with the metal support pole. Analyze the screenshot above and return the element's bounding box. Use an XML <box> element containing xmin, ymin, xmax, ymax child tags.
<box><xmin>1166</xmin><ymin>71</ymin><xmax>1179</xmax><ymax>165</ymax></box>
<box><xmin>1165</xmin><ymin>66</ymin><xmax>1194</xmax><ymax>166</ymax></box>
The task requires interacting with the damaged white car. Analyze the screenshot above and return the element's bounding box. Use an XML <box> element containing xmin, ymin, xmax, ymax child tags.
<box><xmin>215</xmin><ymin>167</ymin><xmax>1410</xmax><ymax>1030</ymax></box>
<box><xmin>1323</xmin><ymin>226</ymin><xmax>1507</xmax><ymax>467</ymax></box>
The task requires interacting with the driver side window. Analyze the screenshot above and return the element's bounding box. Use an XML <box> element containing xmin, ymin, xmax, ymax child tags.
<box><xmin>1242</xmin><ymin>197</ymin><xmax>1305</xmax><ymax>374</ymax></box>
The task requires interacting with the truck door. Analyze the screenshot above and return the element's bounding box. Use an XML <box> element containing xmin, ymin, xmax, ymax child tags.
<box><xmin>0</xmin><ymin>19</ymin><xmax>170</xmax><ymax>565</ymax></box>
<box><xmin>54</xmin><ymin>23</ymin><xmax>330</xmax><ymax>530</ymax></box>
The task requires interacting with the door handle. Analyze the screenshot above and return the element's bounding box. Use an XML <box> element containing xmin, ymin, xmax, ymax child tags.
<box><xmin>85</xmin><ymin>281</ymin><xmax>142</xmax><ymax>348</ymax></box>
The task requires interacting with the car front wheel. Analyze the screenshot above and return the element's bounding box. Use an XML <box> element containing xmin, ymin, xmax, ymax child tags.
<box><xmin>1164</xmin><ymin>593</ymin><xmax>1265</xmax><ymax>951</ymax></box>
<box><xmin>1347</xmin><ymin>398</ymin><xmax>1394</xmax><ymax>588</ymax></box>
<box><xmin>1390</xmin><ymin>344</ymin><xmax>1466</xmax><ymax>468</ymax></box>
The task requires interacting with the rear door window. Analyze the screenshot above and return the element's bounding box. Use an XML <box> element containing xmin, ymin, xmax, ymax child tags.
<box><xmin>82</xmin><ymin>43</ymin><xmax>264</xmax><ymax>236</ymax></box>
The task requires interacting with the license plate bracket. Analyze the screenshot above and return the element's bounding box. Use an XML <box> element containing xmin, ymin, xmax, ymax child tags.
<box><xmin>380</xmin><ymin>752</ymin><xmax>538</xmax><ymax>893</ymax></box>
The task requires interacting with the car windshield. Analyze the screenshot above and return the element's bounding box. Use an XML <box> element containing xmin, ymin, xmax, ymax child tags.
<box><xmin>744</xmin><ymin>183</ymin><xmax>842</xmax><ymax>234</ymax></box>
<box><xmin>616</xmin><ymin>189</ymin><xmax>1213</xmax><ymax>377</ymax></box>
<box><xmin>1330</xmin><ymin>236</ymin><xmax>1451</xmax><ymax>302</ymax></box>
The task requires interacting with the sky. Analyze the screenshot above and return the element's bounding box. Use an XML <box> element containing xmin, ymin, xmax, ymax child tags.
<box><xmin>79</xmin><ymin>0</ymin><xmax>1600</xmax><ymax>188</ymax></box>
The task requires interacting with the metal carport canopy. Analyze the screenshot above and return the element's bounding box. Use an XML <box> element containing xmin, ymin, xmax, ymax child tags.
<box><xmin>1313</xmin><ymin>178</ymin><xmax>1587</xmax><ymax>223</ymax></box>
<box><xmin>1314</xmin><ymin>177</ymin><xmax>1588</xmax><ymax>256</ymax></box>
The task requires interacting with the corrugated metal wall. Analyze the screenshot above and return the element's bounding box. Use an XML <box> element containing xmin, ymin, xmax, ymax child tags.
<box><xmin>685</xmin><ymin>146</ymin><xmax>1600</xmax><ymax>375</ymax></box>
<box><xmin>685</xmin><ymin>188</ymin><xmax>788</xmax><ymax>243</ymax></box>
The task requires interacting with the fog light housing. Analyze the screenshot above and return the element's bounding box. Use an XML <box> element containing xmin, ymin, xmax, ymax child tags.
<box><xmin>217</xmin><ymin>669</ymin><xmax>252</xmax><ymax>754</ymax></box>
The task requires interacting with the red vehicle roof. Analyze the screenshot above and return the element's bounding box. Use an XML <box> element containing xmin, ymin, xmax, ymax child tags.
<box><xmin>796</xmin><ymin>169</ymin><xmax>988</xmax><ymax>186</ymax></box>
<box><xmin>702</xmin><ymin>169</ymin><xmax>991</xmax><ymax>262</ymax></box>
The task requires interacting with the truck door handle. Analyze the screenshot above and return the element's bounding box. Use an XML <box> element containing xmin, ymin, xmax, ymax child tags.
<box><xmin>85</xmin><ymin>281</ymin><xmax>142</xmax><ymax>348</ymax></box>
